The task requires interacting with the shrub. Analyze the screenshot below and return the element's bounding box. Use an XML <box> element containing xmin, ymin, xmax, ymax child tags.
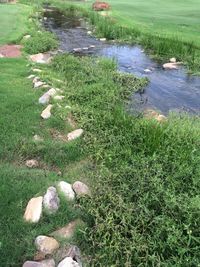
<box><xmin>23</xmin><ymin>31</ymin><xmax>58</xmax><ymax>54</ymax></box>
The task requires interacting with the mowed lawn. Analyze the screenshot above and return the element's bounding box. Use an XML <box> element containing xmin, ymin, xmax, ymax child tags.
<box><xmin>76</xmin><ymin>0</ymin><xmax>200</xmax><ymax>46</ymax></box>
<box><xmin>0</xmin><ymin>4</ymin><xmax>31</xmax><ymax>44</ymax></box>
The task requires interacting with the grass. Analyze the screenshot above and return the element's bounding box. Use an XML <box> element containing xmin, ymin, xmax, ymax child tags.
<box><xmin>0</xmin><ymin>1</ymin><xmax>200</xmax><ymax>266</ymax></box>
<box><xmin>0</xmin><ymin>4</ymin><xmax>32</xmax><ymax>45</ymax></box>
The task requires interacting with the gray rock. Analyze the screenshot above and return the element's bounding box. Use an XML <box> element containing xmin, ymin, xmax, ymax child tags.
<box><xmin>43</xmin><ymin>186</ymin><xmax>60</xmax><ymax>214</ymax></box>
<box><xmin>23</xmin><ymin>259</ymin><xmax>55</xmax><ymax>267</ymax></box>
<box><xmin>51</xmin><ymin>220</ymin><xmax>79</xmax><ymax>239</ymax></box>
<box><xmin>39</xmin><ymin>92</ymin><xmax>51</xmax><ymax>105</ymax></box>
<box><xmin>72</xmin><ymin>181</ymin><xmax>91</xmax><ymax>197</ymax></box>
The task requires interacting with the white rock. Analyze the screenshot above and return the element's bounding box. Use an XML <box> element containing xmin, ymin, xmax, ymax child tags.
<box><xmin>32</xmin><ymin>68</ymin><xmax>42</xmax><ymax>73</ymax></box>
<box><xmin>27</xmin><ymin>74</ymin><xmax>35</xmax><ymax>79</ymax></box>
<box><xmin>33</xmin><ymin>135</ymin><xmax>44</xmax><ymax>142</ymax></box>
<box><xmin>53</xmin><ymin>95</ymin><xmax>65</xmax><ymax>101</ymax></box>
<box><xmin>42</xmin><ymin>84</ymin><xmax>50</xmax><ymax>88</ymax></box>
<box><xmin>24</xmin><ymin>196</ymin><xmax>43</xmax><ymax>223</ymax></box>
<box><xmin>30</xmin><ymin>53</ymin><xmax>52</xmax><ymax>64</ymax></box>
<box><xmin>89</xmin><ymin>45</ymin><xmax>95</xmax><ymax>48</ymax></box>
<box><xmin>26</xmin><ymin>159</ymin><xmax>39</xmax><ymax>168</ymax></box>
<box><xmin>23</xmin><ymin>35</ymin><xmax>31</xmax><ymax>40</ymax></box>
<box><xmin>34</xmin><ymin>81</ymin><xmax>45</xmax><ymax>88</ymax></box>
<box><xmin>33</xmin><ymin>76</ymin><xmax>39</xmax><ymax>83</ymax></box>
<box><xmin>100</xmin><ymin>38</ymin><xmax>106</xmax><ymax>42</ymax></box>
<box><xmin>0</xmin><ymin>53</ymin><xmax>4</xmax><ymax>58</ymax></box>
<box><xmin>41</xmin><ymin>105</ymin><xmax>53</xmax><ymax>119</ymax></box>
<box><xmin>43</xmin><ymin>186</ymin><xmax>60</xmax><ymax>214</ymax></box>
<box><xmin>82</xmin><ymin>47</ymin><xmax>89</xmax><ymax>50</ymax></box>
<box><xmin>57</xmin><ymin>181</ymin><xmax>75</xmax><ymax>201</ymax></box>
<box><xmin>72</xmin><ymin>181</ymin><xmax>91</xmax><ymax>196</ymax></box>
<box><xmin>87</xmin><ymin>31</ymin><xmax>92</xmax><ymax>35</ymax></box>
<box><xmin>144</xmin><ymin>68</ymin><xmax>152</xmax><ymax>73</ymax></box>
<box><xmin>35</xmin><ymin>236</ymin><xmax>59</xmax><ymax>255</ymax></box>
<box><xmin>47</xmin><ymin>88</ymin><xmax>57</xmax><ymax>96</ymax></box>
<box><xmin>57</xmin><ymin>257</ymin><xmax>80</xmax><ymax>267</ymax></box>
<box><xmin>73</xmin><ymin>48</ymin><xmax>82</xmax><ymax>52</ymax></box>
<box><xmin>170</xmin><ymin>57</ymin><xmax>176</xmax><ymax>63</ymax></box>
<box><xmin>67</xmin><ymin>129</ymin><xmax>83</xmax><ymax>141</ymax></box>
<box><xmin>163</xmin><ymin>62</ymin><xmax>180</xmax><ymax>70</ymax></box>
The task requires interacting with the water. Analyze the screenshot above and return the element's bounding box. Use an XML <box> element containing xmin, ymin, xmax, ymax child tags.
<box><xmin>43</xmin><ymin>8</ymin><xmax>200</xmax><ymax>114</ymax></box>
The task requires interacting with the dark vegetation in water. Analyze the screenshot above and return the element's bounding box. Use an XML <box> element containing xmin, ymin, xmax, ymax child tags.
<box><xmin>51</xmin><ymin>54</ymin><xmax>200</xmax><ymax>266</ymax></box>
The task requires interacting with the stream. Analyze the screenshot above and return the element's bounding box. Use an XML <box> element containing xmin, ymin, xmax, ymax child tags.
<box><xmin>43</xmin><ymin>8</ymin><xmax>200</xmax><ymax>115</ymax></box>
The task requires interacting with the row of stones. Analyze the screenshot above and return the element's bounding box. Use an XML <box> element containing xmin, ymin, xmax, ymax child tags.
<box><xmin>24</xmin><ymin>181</ymin><xmax>90</xmax><ymax>223</ymax></box>
<box><xmin>22</xmin><ymin>54</ymin><xmax>88</xmax><ymax>267</ymax></box>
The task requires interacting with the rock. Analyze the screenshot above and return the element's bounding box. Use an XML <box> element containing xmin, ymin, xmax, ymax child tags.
<box><xmin>57</xmin><ymin>257</ymin><xmax>80</xmax><ymax>267</ymax></box>
<box><xmin>23</xmin><ymin>259</ymin><xmax>55</xmax><ymax>267</ymax></box>
<box><xmin>34</xmin><ymin>81</ymin><xmax>45</xmax><ymax>89</ymax></box>
<box><xmin>89</xmin><ymin>45</ymin><xmax>95</xmax><ymax>48</ymax></box>
<box><xmin>41</xmin><ymin>105</ymin><xmax>53</xmax><ymax>119</ymax></box>
<box><xmin>24</xmin><ymin>196</ymin><xmax>43</xmax><ymax>223</ymax></box>
<box><xmin>99</xmin><ymin>38</ymin><xmax>106</xmax><ymax>42</ymax></box>
<box><xmin>33</xmin><ymin>135</ymin><xmax>44</xmax><ymax>142</ymax></box>
<box><xmin>73</xmin><ymin>48</ymin><xmax>82</xmax><ymax>53</ymax></box>
<box><xmin>0</xmin><ymin>53</ymin><xmax>4</xmax><ymax>58</ymax></box>
<box><xmin>44</xmin><ymin>17</ymin><xmax>48</xmax><ymax>21</ymax></box>
<box><xmin>144</xmin><ymin>68</ymin><xmax>152</xmax><ymax>73</ymax></box>
<box><xmin>23</xmin><ymin>35</ymin><xmax>31</xmax><ymax>40</ymax></box>
<box><xmin>39</xmin><ymin>93</ymin><xmax>51</xmax><ymax>105</ymax></box>
<box><xmin>35</xmin><ymin>236</ymin><xmax>59</xmax><ymax>255</ymax></box>
<box><xmin>67</xmin><ymin>129</ymin><xmax>83</xmax><ymax>141</ymax></box>
<box><xmin>53</xmin><ymin>95</ymin><xmax>65</xmax><ymax>101</ymax></box>
<box><xmin>32</xmin><ymin>68</ymin><xmax>42</xmax><ymax>73</ymax></box>
<box><xmin>170</xmin><ymin>57</ymin><xmax>176</xmax><ymax>63</ymax></box>
<box><xmin>163</xmin><ymin>62</ymin><xmax>181</xmax><ymax>70</ymax></box>
<box><xmin>47</xmin><ymin>88</ymin><xmax>57</xmax><ymax>96</ymax></box>
<box><xmin>87</xmin><ymin>31</ymin><xmax>92</xmax><ymax>35</ymax></box>
<box><xmin>57</xmin><ymin>181</ymin><xmax>75</xmax><ymax>201</ymax></box>
<box><xmin>26</xmin><ymin>159</ymin><xmax>39</xmax><ymax>168</ymax></box>
<box><xmin>34</xmin><ymin>251</ymin><xmax>46</xmax><ymax>261</ymax></box>
<box><xmin>144</xmin><ymin>109</ymin><xmax>167</xmax><ymax>123</ymax></box>
<box><xmin>82</xmin><ymin>47</ymin><xmax>89</xmax><ymax>50</ymax></box>
<box><xmin>30</xmin><ymin>53</ymin><xmax>52</xmax><ymax>64</ymax></box>
<box><xmin>42</xmin><ymin>84</ymin><xmax>50</xmax><ymax>89</ymax></box>
<box><xmin>28</xmin><ymin>74</ymin><xmax>35</xmax><ymax>79</ymax></box>
<box><xmin>43</xmin><ymin>186</ymin><xmax>60</xmax><ymax>214</ymax></box>
<box><xmin>92</xmin><ymin>1</ymin><xmax>110</xmax><ymax>11</ymax></box>
<box><xmin>72</xmin><ymin>181</ymin><xmax>91</xmax><ymax>197</ymax></box>
<box><xmin>51</xmin><ymin>220</ymin><xmax>79</xmax><ymax>239</ymax></box>
<box><xmin>33</xmin><ymin>76</ymin><xmax>39</xmax><ymax>83</ymax></box>
<box><xmin>54</xmin><ymin>245</ymin><xmax>81</xmax><ymax>264</ymax></box>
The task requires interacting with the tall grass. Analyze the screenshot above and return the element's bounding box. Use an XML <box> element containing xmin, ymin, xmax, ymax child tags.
<box><xmin>50</xmin><ymin>54</ymin><xmax>200</xmax><ymax>266</ymax></box>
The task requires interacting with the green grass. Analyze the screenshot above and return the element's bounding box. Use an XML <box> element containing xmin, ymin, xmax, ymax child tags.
<box><xmin>0</xmin><ymin>4</ymin><xmax>32</xmax><ymax>45</ymax></box>
<box><xmin>72</xmin><ymin>0</ymin><xmax>200</xmax><ymax>47</ymax></box>
<box><xmin>0</xmin><ymin>1</ymin><xmax>200</xmax><ymax>266</ymax></box>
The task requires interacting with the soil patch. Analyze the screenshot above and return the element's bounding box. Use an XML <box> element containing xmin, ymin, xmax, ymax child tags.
<box><xmin>0</xmin><ymin>44</ymin><xmax>22</xmax><ymax>58</ymax></box>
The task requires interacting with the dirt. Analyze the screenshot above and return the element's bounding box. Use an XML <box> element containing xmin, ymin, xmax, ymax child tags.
<box><xmin>0</xmin><ymin>45</ymin><xmax>22</xmax><ymax>58</ymax></box>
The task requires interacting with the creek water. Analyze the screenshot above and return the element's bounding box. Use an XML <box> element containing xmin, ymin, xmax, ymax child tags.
<box><xmin>43</xmin><ymin>8</ymin><xmax>200</xmax><ymax>115</ymax></box>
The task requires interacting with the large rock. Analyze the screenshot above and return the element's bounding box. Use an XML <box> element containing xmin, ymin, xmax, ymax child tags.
<box><xmin>57</xmin><ymin>181</ymin><xmax>75</xmax><ymax>201</ymax></box>
<box><xmin>72</xmin><ymin>181</ymin><xmax>91</xmax><ymax>197</ymax></box>
<box><xmin>23</xmin><ymin>259</ymin><xmax>55</xmax><ymax>267</ymax></box>
<box><xmin>57</xmin><ymin>257</ymin><xmax>80</xmax><ymax>267</ymax></box>
<box><xmin>41</xmin><ymin>105</ymin><xmax>53</xmax><ymax>119</ymax></box>
<box><xmin>43</xmin><ymin>186</ymin><xmax>60</xmax><ymax>214</ymax></box>
<box><xmin>24</xmin><ymin>196</ymin><xmax>43</xmax><ymax>223</ymax></box>
<box><xmin>39</xmin><ymin>92</ymin><xmax>51</xmax><ymax>105</ymax></box>
<box><xmin>92</xmin><ymin>1</ymin><xmax>110</xmax><ymax>11</ymax></box>
<box><xmin>51</xmin><ymin>220</ymin><xmax>79</xmax><ymax>239</ymax></box>
<box><xmin>30</xmin><ymin>53</ymin><xmax>52</xmax><ymax>64</ymax></box>
<box><xmin>67</xmin><ymin>129</ymin><xmax>83</xmax><ymax>141</ymax></box>
<box><xmin>35</xmin><ymin>236</ymin><xmax>59</xmax><ymax>255</ymax></box>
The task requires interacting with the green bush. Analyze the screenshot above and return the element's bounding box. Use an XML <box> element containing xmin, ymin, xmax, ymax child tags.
<box><xmin>23</xmin><ymin>31</ymin><xmax>58</xmax><ymax>54</ymax></box>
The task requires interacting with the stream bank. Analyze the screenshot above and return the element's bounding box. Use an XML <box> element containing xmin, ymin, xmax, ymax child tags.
<box><xmin>43</xmin><ymin>7</ymin><xmax>200</xmax><ymax>115</ymax></box>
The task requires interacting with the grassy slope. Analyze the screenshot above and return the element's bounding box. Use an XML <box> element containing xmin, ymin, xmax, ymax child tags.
<box><xmin>75</xmin><ymin>0</ymin><xmax>200</xmax><ymax>46</ymax></box>
<box><xmin>0</xmin><ymin>5</ymin><xmax>86</xmax><ymax>266</ymax></box>
<box><xmin>0</xmin><ymin>4</ymin><xmax>31</xmax><ymax>44</ymax></box>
